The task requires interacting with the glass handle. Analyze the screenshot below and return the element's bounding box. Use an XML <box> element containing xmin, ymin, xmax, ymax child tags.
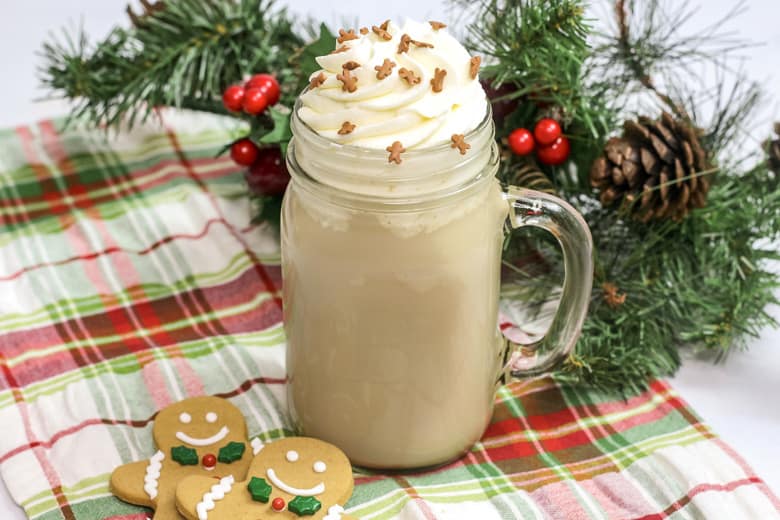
<box><xmin>500</xmin><ymin>186</ymin><xmax>593</xmax><ymax>378</ymax></box>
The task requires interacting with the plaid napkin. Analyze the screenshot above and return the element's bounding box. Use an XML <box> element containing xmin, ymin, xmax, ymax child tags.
<box><xmin>0</xmin><ymin>112</ymin><xmax>777</xmax><ymax>520</ymax></box>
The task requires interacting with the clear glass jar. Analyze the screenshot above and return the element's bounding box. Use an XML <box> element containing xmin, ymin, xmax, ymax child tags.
<box><xmin>282</xmin><ymin>102</ymin><xmax>593</xmax><ymax>469</ymax></box>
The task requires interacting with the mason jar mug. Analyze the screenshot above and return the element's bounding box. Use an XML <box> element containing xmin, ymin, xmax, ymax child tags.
<box><xmin>281</xmin><ymin>102</ymin><xmax>593</xmax><ymax>469</ymax></box>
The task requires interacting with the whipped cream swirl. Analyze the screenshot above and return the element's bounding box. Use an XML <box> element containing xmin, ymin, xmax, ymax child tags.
<box><xmin>298</xmin><ymin>19</ymin><xmax>487</xmax><ymax>149</ymax></box>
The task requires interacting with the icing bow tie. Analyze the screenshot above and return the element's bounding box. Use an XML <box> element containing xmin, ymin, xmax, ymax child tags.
<box><xmin>248</xmin><ymin>477</ymin><xmax>322</xmax><ymax>515</ymax></box>
<box><xmin>170</xmin><ymin>441</ymin><xmax>246</xmax><ymax>466</ymax></box>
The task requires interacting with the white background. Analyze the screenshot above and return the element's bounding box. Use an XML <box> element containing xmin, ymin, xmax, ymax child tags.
<box><xmin>1</xmin><ymin>1</ymin><xmax>779</xmax><ymax>518</ymax></box>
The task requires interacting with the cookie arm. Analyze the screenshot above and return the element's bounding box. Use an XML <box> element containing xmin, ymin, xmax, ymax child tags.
<box><xmin>110</xmin><ymin>460</ymin><xmax>155</xmax><ymax>508</ymax></box>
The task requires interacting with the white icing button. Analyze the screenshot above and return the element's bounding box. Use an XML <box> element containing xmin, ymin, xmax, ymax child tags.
<box><xmin>179</xmin><ymin>412</ymin><xmax>192</xmax><ymax>424</ymax></box>
<box><xmin>206</xmin><ymin>412</ymin><xmax>217</xmax><ymax>423</ymax></box>
<box><xmin>313</xmin><ymin>461</ymin><xmax>326</xmax><ymax>473</ymax></box>
<box><xmin>286</xmin><ymin>450</ymin><xmax>299</xmax><ymax>462</ymax></box>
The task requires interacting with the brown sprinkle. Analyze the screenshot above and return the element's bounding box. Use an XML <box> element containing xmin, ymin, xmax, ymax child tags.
<box><xmin>338</xmin><ymin>121</ymin><xmax>356</xmax><ymax>135</ymax></box>
<box><xmin>386</xmin><ymin>141</ymin><xmax>406</xmax><ymax>164</ymax></box>
<box><xmin>359</xmin><ymin>27</ymin><xmax>369</xmax><ymax>35</ymax></box>
<box><xmin>451</xmin><ymin>134</ymin><xmax>470</xmax><ymax>155</ymax></box>
<box><xmin>469</xmin><ymin>56</ymin><xmax>481</xmax><ymax>79</ymax></box>
<box><xmin>337</xmin><ymin>28</ymin><xmax>359</xmax><ymax>44</ymax></box>
<box><xmin>430</xmin><ymin>67</ymin><xmax>447</xmax><ymax>93</ymax></box>
<box><xmin>379</xmin><ymin>19</ymin><xmax>390</xmax><ymax>31</ymax></box>
<box><xmin>330</xmin><ymin>45</ymin><xmax>350</xmax><ymax>54</ymax></box>
<box><xmin>411</xmin><ymin>39</ymin><xmax>434</xmax><ymax>49</ymax></box>
<box><xmin>336</xmin><ymin>67</ymin><xmax>358</xmax><ymax>92</ymax></box>
<box><xmin>398</xmin><ymin>67</ymin><xmax>421</xmax><ymax>86</ymax></box>
<box><xmin>429</xmin><ymin>20</ymin><xmax>447</xmax><ymax>30</ymax></box>
<box><xmin>342</xmin><ymin>61</ymin><xmax>361</xmax><ymax>70</ymax></box>
<box><xmin>602</xmin><ymin>282</ymin><xmax>627</xmax><ymax>309</ymax></box>
<box><xmin>308</xmin><ymin>72</ymin><xmax>326</xmax><ymax>89</ymax></box>
<box><xmin>397</xmin><ymin>33</ymin><xmax>411</xmax><ymax>53</ymax></box>
<box><xmin>372</xmin><ymin>25</ymin><xmax>392</xmax><ymax>41</ymax></box>
<box><xmin>374</xmin><ymin>58</ymin><xmax>396</xmax><ymax>80</ymax></box>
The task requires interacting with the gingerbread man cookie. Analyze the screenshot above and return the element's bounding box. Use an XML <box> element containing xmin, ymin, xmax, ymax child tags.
<box><xmin>110</xmin><ymin>396</ymin><xmax>262</xmax><ymax>519</ymax></box>
<box><xmin>175</xmin><ymin>437</ymin><xmax>356</xmax><ymax>519</ymax></box>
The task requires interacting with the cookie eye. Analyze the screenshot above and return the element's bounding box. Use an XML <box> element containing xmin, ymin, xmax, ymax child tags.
<box><xmin>286</xmin><ymin>450</ymin><xmax>299</xmax><ymax>462</ymax></box>
<box><xmin>313</xmin><ymin>461</ymin><xmax>326</xmax><ymax>473</ymax></box>
<box><xmin>205</xmin><ymin>412</ymin><xmax>217</xmax><ymax>423</ymax></box>
<box><xmin>179</xmin><ymin>413</ymin><xmax>192</xmax><ymax>424</ymax></box>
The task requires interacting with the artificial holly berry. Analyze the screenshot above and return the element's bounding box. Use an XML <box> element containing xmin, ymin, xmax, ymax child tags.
<box><xmin>222</xmin><ymin>85</ymin><xmax>245</xmax><ymax>112</ymax></box>
<box><xmin>271</xmin><ymin>497</ymin><xmax>286</xmax><ymax>512</ymax></box>
<box><xmin>245</xmin><ymin>74</ymin><xmax>281</xmax><ymax>106</ymax></box>
<box><xmin>245</xmin><ymin>147</ymin><xmax>290</xmax><ymax>196</ymax></box>
<box><xmin>243</xmin><ymin>88</ymin><xmax>269</xmax><ymax>115</ymax></box>
<box><xmin>202</xmin><ymin>453</ymin><xmax>217</xmax><ymax>469</ymax></box>
<box><xmin>533</xmin><ymin>118</ymin><xmax>562</xmax><ymax>146</ymax></box>
<box><xmin>230</xmin><ymin>139</ymin><xmax>259</xmax><ymax>166</ymax></box>
<box><xmin>508</xmin><ymin>128</ymin><xmax>535</xmax><ymax>156</ymax></box>
<box><xmin>536</xmin><ymin>135</ymin><xmax>571</xmax><ymax>166</ymax></box>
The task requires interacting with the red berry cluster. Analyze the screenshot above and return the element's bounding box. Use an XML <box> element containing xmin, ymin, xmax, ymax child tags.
<box><xmin>222</xmin><ymin>74</ymin><xmax>281</xmax><ymax>115</ymax></box>
<box><xmin>508</xmin><ymin>118</ymin><xmax>570</xmax><ymax>166</ymax></box>
<box><xmin>229</xmin><ymin>139</ymin><xmax>290</xmax><ymax>197</ymax></box>
<box><xmin>223</xmin><ymin>73</ymin><xmax>289</xmax><ymax>196</ymax></box>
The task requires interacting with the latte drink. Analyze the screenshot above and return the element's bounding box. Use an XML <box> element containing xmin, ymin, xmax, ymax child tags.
<box><xmin>282</xmin><ymin>19</ymin><xmax>593</xmax><ymax>469</ymax></box>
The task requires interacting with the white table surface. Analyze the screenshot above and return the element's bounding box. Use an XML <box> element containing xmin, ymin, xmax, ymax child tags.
<box><xmin>1</xmin><ymin>1</ymin><xmax>779</xmax><ymax>518</ymax></box>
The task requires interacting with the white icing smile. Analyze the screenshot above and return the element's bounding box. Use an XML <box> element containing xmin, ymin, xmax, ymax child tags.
<box><xmin>176</xmin><ymin>426</ymin><xmax>229</xmax><ymax>447</ymax></box>
<box><xmin>266</xmin><ymin>468</ymin><xmax>325</xmax><ymax>496</ymax></box>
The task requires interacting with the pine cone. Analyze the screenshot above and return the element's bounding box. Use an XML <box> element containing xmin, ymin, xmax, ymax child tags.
<box><xmin>510</xmin><ymin>160</ymin><xmax>556</xmax><ymax>194</ymax></box>
<box><xmin>590</xmin><ymin>112</ymin><xmax>712</xmax><ymax>222</ymax></box>
<box><xmin>766</xmin><ymin>122</ymin><xmax>780</xmax><ymax>175</ymax></box>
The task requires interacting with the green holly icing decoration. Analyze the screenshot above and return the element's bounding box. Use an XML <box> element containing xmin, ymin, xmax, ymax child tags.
<box><xmin>288</xmin><ymin>496</ymin><xmax>322</xmax><ymax>516</ymax></box>
<box><xmin>217</xmin><ymin>441</ymin><xmax>246</xmax><ymax>463</ymax></box>
<box><xmin>247</xmin><ymin>477</ymin><xmax>272</xmax><ymax>503</ymax></box>
<box><xmin>171</xmin><ymin>445</ymin><xmax>198</xmax><ymax>465</ymax></box>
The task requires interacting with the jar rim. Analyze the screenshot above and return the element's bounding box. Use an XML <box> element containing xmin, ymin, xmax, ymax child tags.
<box><xmin>286</xmin><ymin>96</ymin><xmax>499</xmax><ymax>209</ymax></box>
<box><xmin>291</xmin><ymin>95</ymin><xmax>494</xmax><ymax>158</ymax></box>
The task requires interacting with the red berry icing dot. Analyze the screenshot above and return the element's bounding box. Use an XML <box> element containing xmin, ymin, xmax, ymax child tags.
<box><xmin>271</xmin><ymin>497</ymin><xmax>286</xmax><ymax>512</ymax></box>
<box><xmin>202</xmin><ymin>453</ymin><xmax>217</xmax><ymax>469</ymax></box>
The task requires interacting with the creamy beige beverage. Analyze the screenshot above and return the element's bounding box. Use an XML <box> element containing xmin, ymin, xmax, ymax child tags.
<box><xmin>282</xmin><ymin>19</ymin><xmax>593</xmax><ymax>469</ymax></box>
<box><xmin>283</xmin><ymin>178</ymin><xmax>507</xmax><ymax>468</ymax></box>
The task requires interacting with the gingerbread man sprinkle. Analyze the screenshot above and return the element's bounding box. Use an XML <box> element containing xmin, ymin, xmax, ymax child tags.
<box><xmin>398</xmin><ymin>67</ymin><xmax>421</xmax><ymax>86</ymax></box>
<box><xmin>412</xmin><ymin>39</ymin><xmax>434</xmax><ymax>49</ymax></box>
<box><xmin>469</xmin><ymin>56</ymin><xmax>482</xmax><ymax>79</ymax></box>
<box><xmin>338</xmin><ymin>122</ymin><xmax>356</xmax><ymax>135</ymax></box>
<box><xmin>386</xmin><ymin>141</ymin><xmax>405</xmax><ymax>164</ymax></box>
<box><xmin>342</xmin><ymin>61</ymin><xmax>361</xmax><ymax>70</ymax></box>
<box><xmin>330</xmin><ymin>45</ymin><xmax>350</xmax><ymax>55</ymax></box>
<box><xmin>337</xmin><ymin>28</ymin><xmax>358</xmax><ymax>44</ymax></box>
<box><xmin>451</xmin><ymin>134</ymin><xmax>470</xmax><ymax>155</ymax></box>
<box><xmin>429</xmin><ymin>20</ymin><xmax>447</xmax><ymax>30</ymax></box>
<box><xmin>397</xmin><ymin>34</ymin><xmax>411</xmax><ymax>54</ymax></box>
<box><xmin>372</xmin><ymin>25</ymin><xmax>391</xmax><ymax>41</ymax></box>
<box><xmin>359</xmin><ymin>27</ymin><xmax>369</xmax><ymax>35</ymax></box>
<box><xmin>336</xmin><ymin>68</ymin><xmax>358</xmax><ymax>92</ymax></box>
<box><xmin>431</xmin><ymin>68</ymin><xmax>447</xmax><ymax>93</ymax></box>
<box><xmin>308</xmin><ymin>72</ymin><xmax>326</xmax><ymax>89</ymax></box>
<box><xmin>374</xmin><ymin>58</ymin><xmax>396</xmax><ymax>80</ymax></box>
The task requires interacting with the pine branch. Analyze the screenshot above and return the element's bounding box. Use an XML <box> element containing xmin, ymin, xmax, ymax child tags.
<box><xmin>41</xmin><ymin>0</ymin><xmax>307</xmax><ymax>129</ymax></box>
<box><xmin>462</xmin><ymin>0</ymin><xmax>618</xmax><ymax>189</ymax></box>
<box><xmin>458</xmin><ymin>0</ymin><xmax>778</xmax><ymax>394</ymax></box>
